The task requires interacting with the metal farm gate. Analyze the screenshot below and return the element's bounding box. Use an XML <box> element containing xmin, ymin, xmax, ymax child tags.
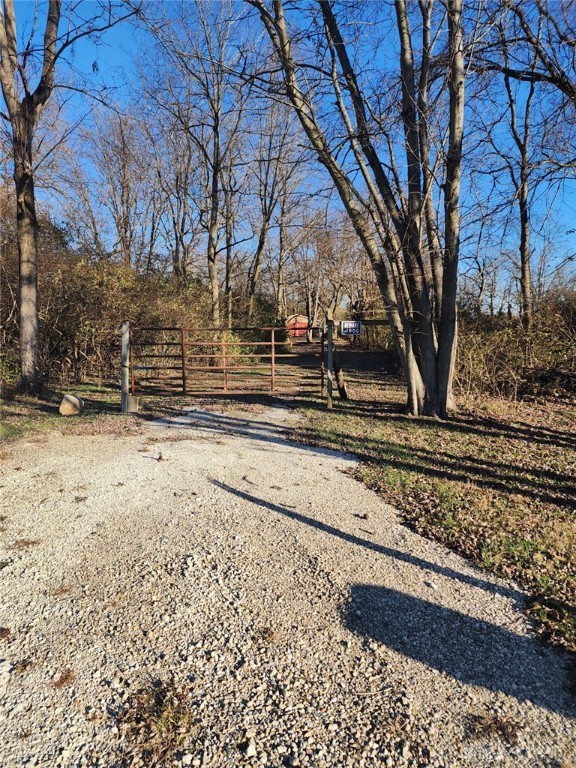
<box><xmin>122</xmin><ymin>324</ymin><xmax>322</xmax><ymax>401</ymax></box>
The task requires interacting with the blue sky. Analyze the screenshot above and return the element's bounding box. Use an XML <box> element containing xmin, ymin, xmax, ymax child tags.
<box><xmin>3</xmin><ymin>1</ymin><xmax>575</xmax><ymax>288</ymax></box>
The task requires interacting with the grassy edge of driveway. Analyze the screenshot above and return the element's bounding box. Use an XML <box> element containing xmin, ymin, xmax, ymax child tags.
<box><xmin>291</xmin><ymin>381</ymin><xmax>576</xmax><ymax>658</ymax></box>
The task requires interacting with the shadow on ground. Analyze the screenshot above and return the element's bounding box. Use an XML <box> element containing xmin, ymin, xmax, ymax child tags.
<box><xmin>345</xmin><ymin>584</ymin><xmax>575</xmax><ymax>717</ymax></box>
<box><xmin>149</xmin><ymin>406</ymin><xmax>348</xmax><ymax>459</ymax></box>
<box><xmin>212</xmin><ymin>480</ymin><xmax>521</xmax><ymax>603</ymax></box>
<box><xmin>213</xmin><ymin>479</ymin><xmax>574</xmax><ymax>716</ymax></box>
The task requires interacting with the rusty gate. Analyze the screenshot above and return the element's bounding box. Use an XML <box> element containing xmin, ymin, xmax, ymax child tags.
<box><xmin>125</xmin><ymin>325</ymin><xmax>322</xmax><ymax>398</ymax></box>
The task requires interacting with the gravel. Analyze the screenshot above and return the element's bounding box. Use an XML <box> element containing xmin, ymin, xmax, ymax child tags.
<box><xmin>0</xmin><ymin>404</ymin><xmax>574</xmax><ymax>768</ymax></box>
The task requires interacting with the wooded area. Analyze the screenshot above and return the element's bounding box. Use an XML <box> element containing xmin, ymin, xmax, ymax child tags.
<box><xmin>1</xmin><ymin>0</ymin><xmax>575</xmax><ymax>414</ymax></box>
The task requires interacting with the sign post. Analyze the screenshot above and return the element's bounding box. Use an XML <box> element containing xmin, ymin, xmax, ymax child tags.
<box><xmin>326</xmin><ymin>320</ymin><xmax>334</xmax><ymax>410</ymax></box>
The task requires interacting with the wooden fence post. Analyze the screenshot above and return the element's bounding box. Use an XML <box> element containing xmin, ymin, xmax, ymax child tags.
<box><xmin>121</xmin><ymin>321</ymin><xmax>130</xmax><ymax>413</ymax></box>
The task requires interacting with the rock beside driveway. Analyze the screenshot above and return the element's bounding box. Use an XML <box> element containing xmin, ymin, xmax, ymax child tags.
<box><xmin>59</xmin><ymin>394</ymin><xmax>84</xmax><ymax>416</ymax></box>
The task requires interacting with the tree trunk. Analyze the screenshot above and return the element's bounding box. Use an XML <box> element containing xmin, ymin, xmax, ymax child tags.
<box><xmin>519</xmin><ymin>165</ymin><xmax>533</xmax><ymax>344</ymax></box>
<box><xmin>207</xmin><ymin>166</ymin><xmax>221</xmax><ymax>326</ymax></box>
<box><xmin>305</xmin><ymin>286</ymin><xmax>314</xmax><ymax>343</ymax></box>
<box><xmin>403</xmin><ymin>318</ymin><xmax>426</xmax><ymax>414</ymax></box>
<box><xmin>333</xmin><ymin>351</ymin><xmax>348</xmax><ymax>399</ymax></box>
<box><xmin>224</xmin><ymin>191</ymin><xmax>234</xmax><ymax>329</ymax></box>
<box><xmin>276</xmin><ymin>198</ymin><xmax>288</xmax><ymax>322</ymax></box>
<box><xmin>437</xmin><ymin>0</ymin><xmax>464</xmax><ymax>417</ymax></box>
<box><xmin>14</xmin><ymin>120</ymin><xmax>42</xmax><ymax>394</ymax></box>
<box><xmin>247</xmin><ymin>228</ymin><xmax>267</xmax><ymax>322</ymax></box>
<box><xmin>172</xmin><ymin>217</ymin><xmax>184</xmax><ymax>283</ymax></box>
<box><xmin>501</xmin><ymin>56</ymin><xmax>536</xmax><ymax>358</ymax></box>
<box><xmin>208</xmin><ymin>238</ymin><xmax>220</xmax><ymax>327</ymax></box>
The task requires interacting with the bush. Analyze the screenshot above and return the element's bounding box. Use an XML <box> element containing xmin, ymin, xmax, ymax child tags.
<box><xmin>1</xmin><ymin>235</ymin><xmax>212</xmax><ymax>388</ymax></box>
<box><xmin>45</xmin><ymin>263</ymin><xmax>211</xmax><ymax>385</ymax></box>
<box><xmin>457</xmin><ymin>290</ymin><xmax>576</xmax><ymax>400</ymax></box>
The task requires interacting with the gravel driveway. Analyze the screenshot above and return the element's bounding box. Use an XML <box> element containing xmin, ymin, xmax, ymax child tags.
<box><xmin>0</xmin><ymin>404</ymin><xmax>574</xmax><ymax>768</ymax></box>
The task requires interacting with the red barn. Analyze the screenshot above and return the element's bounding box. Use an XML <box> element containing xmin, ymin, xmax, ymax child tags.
<box><xmin>286</xmin><ymin>314</ymin><xmax>309</xmax><ymax>338</ymax></box>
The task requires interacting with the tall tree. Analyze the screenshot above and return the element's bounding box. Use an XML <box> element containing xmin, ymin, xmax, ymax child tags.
<box><xmin>154</xmin><ymin>124</ymin><xmax>202</xmax><ymax>284</ymax></box>
<box><xmin>84</xmin><ymin>108</ymin><xmax>163</xmax><ymax>272</ymax></box>
<box><xmin>245</xmin><ymin>98</ymin><xmax>302</xmax><ymax>321</ymax></box>
<box><xmin>248</xmin><ymin>0</ymin><xmax>465</xmax><ymax>416</ymax></box>
<box><xmin>0</xmin><ymin>0</ymin><xmax>136</xmax><ymax>393</ymax></box>
<box><xmin>141</xmin><ymin>0</ymin><xmax>252</xmax><ymax>326</ymax></box>
<box><xmin>470</xmin><ymin>3</ymin><xmax>576</xmax><ymax>333</ymax></box>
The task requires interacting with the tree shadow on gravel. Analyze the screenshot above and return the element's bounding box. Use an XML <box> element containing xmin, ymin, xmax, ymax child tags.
<box><xmin>212</xmin><ymin>481</ymin><xmax>521</xmax><ymax>604</ymax></box>
<box><xmin>344</xmin><ymin>584</ymin><xmax>575</xmax><ymax>717</ymax></box>
<box><xmin>148</xmin><ymin>407</ymin><xmax>351</xmax><ymax>459</ymax></box>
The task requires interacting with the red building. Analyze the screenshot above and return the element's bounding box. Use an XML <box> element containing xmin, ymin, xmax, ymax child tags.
<box><xmin>286</xmin><ymin>314</ymin><xmax>309</xmax><ymax>337</ymax></box>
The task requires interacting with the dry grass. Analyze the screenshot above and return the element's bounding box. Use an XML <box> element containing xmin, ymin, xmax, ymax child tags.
<box><xmin>0</xmin><ymin>386</ymin><xmax>138</xmax><ymax>443</ymax></box>
<box><xmin>117</xmin><ymin>678</ymin><xmax>200</xmax><ymax>766</ymax></box>
<box><xmin>293</xmin><ymin>373</ymin><xmax>576</xmax><ymax>652</ymax></box>
<box><xmin>467</xmin><ymin>711</ymin><xmax>522</xmax><ymax>745</ymax></box>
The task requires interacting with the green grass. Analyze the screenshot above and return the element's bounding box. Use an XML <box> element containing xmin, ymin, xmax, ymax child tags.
<box><xmin>0</xmin><ymin>384</ymin><xmax>122</xmax><ymax>443</ymax></box>
<box><xmin>293</xmin><ymin>376</ymin><xmax>576</xmax><ymax>653</ymax></box>
<box><xmin>0</xmin><ymin>421</ymin><xmax>28</xmax><ymax>441</ymax></box>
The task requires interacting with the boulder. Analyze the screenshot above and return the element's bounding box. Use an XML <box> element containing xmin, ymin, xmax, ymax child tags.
<box><xmin>59</xmin><ymin>394</ymin><xmax>84</xmax><ymax>416</ymax></box>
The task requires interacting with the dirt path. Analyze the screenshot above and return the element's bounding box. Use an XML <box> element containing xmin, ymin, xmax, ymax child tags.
<box><xmin>0</xmin><ymin>405</ymin><xmax>574</xmax><ymax>768</ymax></box>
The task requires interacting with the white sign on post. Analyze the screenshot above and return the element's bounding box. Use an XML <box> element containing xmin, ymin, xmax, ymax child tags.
<box><xmin>340</xmin><ymin>320</ymin><xmax>362</xmax><ymax>336</ymax></box>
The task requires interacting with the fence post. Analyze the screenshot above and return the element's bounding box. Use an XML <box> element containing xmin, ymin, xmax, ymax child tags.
<box><xmin>222</xmin><ymin>330</ymin><xmax>228</xmax><ymax>393</ymax></box>
<box><xmin>121</xmin><ymin>321</ymin><xmax>130</xmax><ymax>413</ymax></box>
<box><xmin>271</xmin><ymin>327</ymin><xmax>276</xmax><ymax>392</ymax></box>
<box><xmin>326</xmin><ymin>319</ymin><xmax>334</xmax><ymax>410</ymax></box>
<box><xmin>180</xmin><ymin>328</ymin><xmax>187</xmax><ymax>395</ymax></box>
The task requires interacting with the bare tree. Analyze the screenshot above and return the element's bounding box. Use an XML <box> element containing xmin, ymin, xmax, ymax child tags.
<box><xmin>141</xmin><ymin>0</ymin><xmax>253</xmax><ymax>326</ymax></box>
<box><xmin>156</xmin><ymin>126</ymin><xmax>202</xmax><ymax>283</ymax></box>
<box><xmin>248</xmin><ymin>0</ymin><xmax>465</xmax><ymax>416</ymax></box>
<box><xmin>80</xmin><ymin>111</ymin><xmax>162</xmax><ymax>270</ymax></box>
<box><xmin>244</xmin><ymin>98</ymin><xmax>303</xmax><ymax>321</ymax></box>
<box><xmin>287</xmin><ymin>214</ymin><xmax>365</xmax><ymax>337</ymax></box>
<box><xmin>0</xmin><ymin>0</ymin><xmax>137</xmax><ymax>393</ymax></box>
<box><xmin>478</xmin><ymin>1</ymin><xmax>576</xmax><ymax>103</ymax></box>
<box><xmin>468</xmin><ymin>5</ymin><xmax>575</xmax><ymax>337</ymax></box>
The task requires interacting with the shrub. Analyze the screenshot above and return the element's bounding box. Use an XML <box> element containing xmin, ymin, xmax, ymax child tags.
<box><xmin>457</xmin><ymin>290</ymin><xmax>576</xmax><ymax>400</ymax></box>
<box><xmin>1</xmin><ymin>234</ymin><xmax>212</xmax><ymax>388</ymax></box>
